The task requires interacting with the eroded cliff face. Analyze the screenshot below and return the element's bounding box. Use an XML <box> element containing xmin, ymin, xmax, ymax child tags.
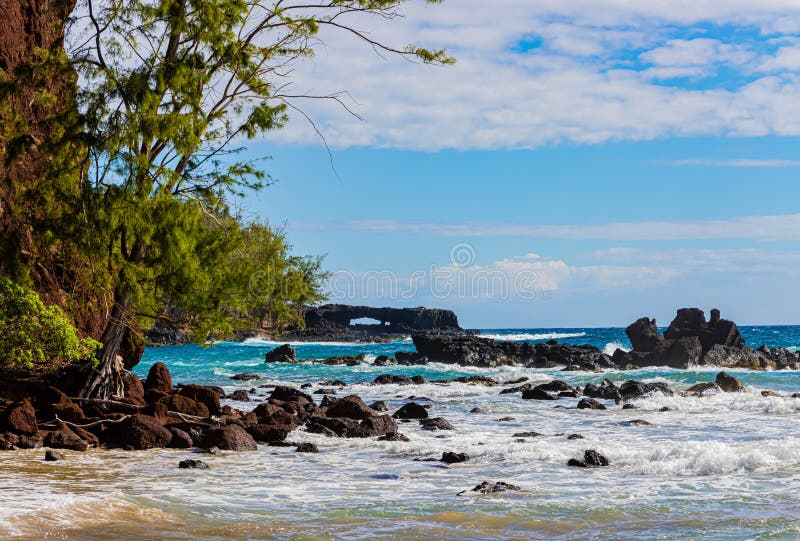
<box><xmin>0</xmin><ymin>0</ymin><xmax>109</xmax><ymax>342</ymax></box>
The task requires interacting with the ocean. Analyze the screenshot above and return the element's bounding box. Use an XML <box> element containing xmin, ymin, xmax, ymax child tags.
<box><xmin>3</xmin><ymin>326</ymin><xmax>800</xmax><ymax>540</ymax></box>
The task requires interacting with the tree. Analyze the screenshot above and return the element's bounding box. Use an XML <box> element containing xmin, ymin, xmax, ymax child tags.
<box><xmin>0</xmin><ymin>277</ymin><xmax>100</xmax><ymax>371</ymax></box>
<box><xmin>69</xmin><ymin>0</ymin><xmax>452</xmax><ymax>398</ymax></box>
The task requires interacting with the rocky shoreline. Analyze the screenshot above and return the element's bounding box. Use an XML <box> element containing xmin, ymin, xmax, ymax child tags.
<box><xmin>1</xmin><ymin>306</ymin><xmax>797</xmax><ymax>470</ymax></box>
<box><xmin>0</xmin><ymin>357</ymin><xmax>793</xmax><ymax>481</ymax></box>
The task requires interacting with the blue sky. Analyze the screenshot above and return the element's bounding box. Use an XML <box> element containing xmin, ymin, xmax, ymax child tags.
<box><xmin>236</xmin><ymin>1</ymin><xmax>800</xmax><ymax>328</ymax></box>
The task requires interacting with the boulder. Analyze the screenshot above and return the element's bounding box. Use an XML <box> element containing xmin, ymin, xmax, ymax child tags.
<box><xmin>144</xmin><ymin>362</ymin><xmax>173</xmax><ymax>393</ymax></box>
<box><xmin>582</xmin><ymin>379</ymin><xmax>621</xmax><ymax>402</ymax></box>
<box><xmin>369</xmin><ymin>400</ymin><xmax>389</xmax><ymax>412</ymax></box>
<box><xmin>521</xmin><ymin>388</ymin><xmax>557</xmax><ymax>400</ymax></box>
<box><xmin>296</xmin><ymin>443</ymin><xmax>319</xmax><ymax>453</ymax></box>
<box><xmin>122</xmin><ymin>374</ymin><xmax>147</xmax><ymax>406</ymax></box>
<box><xmin>319</xmin><ymin>354</ymin><xmax>365</xmax><ymax>366</ymax></box>
<box><xmin>577</xmin><ymin>398</ymin><xmax>606</xmax><ymax>410</ymax></box>
<box><xmin>499</xmin><ymin>383</ymin><xmax>532</xmax><ymax>394</ymax></box>
<box><xmin>394</xmin><ymin>402</ymin><xmax>429</xmax><ymax>419</ymax></box>
<box><xmin>378</xmin><ymin>432</ymin><xmax>410</xmax><ymax>442</ymax></box>
<box><xmin>0</xmin><ymin>398</ymin><xmax>38</xmax><ymax>436</ymax></box>
<box><xmin>361</xmin><ymin>414</ymin><xmax>399</xmax><ymax>436</ymax></box>
<box><xmin>715</xmin><ymin>371</ymin><xmax>745</xmax><ymax>393</ymax></box>
<box><xmin>107</xmin><ymin>414</ymin><xmax>173</xmax><ymax>450</ymax></box>
<box><xmin>702</xmin><ymin>345</ymin><xmax>770</xmax><ymax>370</ymax></box>
<box><xmin>420</xmin><ymin>417</ymin><xmax>453</xmax><ymax>430</ymax></box>
<box><xmin>319</xmin><ymin>379</ymin><xmax>348</xmax><ymax>387</ymax></box>
<box><xmin>43</xmin><ymin>422</ymin><xmax>89</xmax><ymax>451</ymax></box>
<box><xmin>228</xmin><ymin>390</ymin><xmax>250</xmax><ymax>402</ymax></box>
<box><xmin>141</xmin><ymin>401</ymin><xmax>170</xmax><ymax>424</ymax></box>
<box><xmin>625</xmin><ymin>317</ymin><xmax>662</xmax><ymax>352</ymax></box>
<box><xmin>461</xmin><ymin>481</ymin><xmax>521</xmax><ymax>495</ymax></box>
<box><xmin>231</xmin><ymin>373</ymin><xmax>262</xmax><ymax>381</ymax></box>
<box><xmin>618</xmin><ymin>380</ymin><xmax>672</xmax><ymax>402</ymax></box>
<box><xmin>179</xmin><ymin>459</ymin><xmax>209</xmax><ymax>469</ymax></box>
<box><xmin>44</xmin><ymin>450</ymin><xmax>64</xmax><ymax>461</ymax></box>
<box><xmin>177</xmin><ymin>385</ymin><xmax>221</xmax><ymax>414</ymax></box>
<box><xmin>652</xmin><ymin>336</ymin><xmax>703</xmax><ymax>369</ymax></box>
<box><xmin>264</xmin><ymin>344</ymin><xmax>296</xmax><ymax>363</ymax></box>
<box><xmin>202</xmin><ymin>425</ymin><xmax>258</xmax><ymax>451</ymax></box>
<box><xmin>250</xmin><ymin>403</ymin><xmax>298</xmax><ymax>427</ymax></box>
<box><xmin>373</xmin><ymin>355</ymin><xmax>391</xmax><ymax>366</ymax></box>
<box><xmin>568</xmin><ymin>449</ymin><xmax>609</xmax><ymax>468</ymax></box>
<box><xmin>441</xmin><ymin>452</ymin><xmax>469</xmax><ymax>463</ymax></box>
<box><xmin>395</xmin><ymin>351</ymin><xmax>427</xmax><ymax>365</ymax></box>
<box><xmin>664</xmin><ymin>308</ymin><xmax>744</xmax><ymax>352</ymax></box>
<box><xmin>167</xmin><ymin>427</ymin><xmax>194</xmax><ymax>448</ymax></box>
<box><xmin>324</xmin><ymin>395</ymin><xmax>375</xmax><ymax>420</ymax></box>
<box><xmin>269</xmin><ymin>386</ymin><xmax>314</xmax><ymax>404</ymax></box>
<box><xmin>247</xmin><ymin>424</ymin><xmax>292</xmax><ymax>443</ymax></box>
<box><xmin>373</xmin><ymin>374</ymin><xmax>414</xmax><ymax>385</ymax></box>
<box><xmin>307</xmin><ymin>414</ymin><xmax>397</xmax><ymax>438</ymax></box>
<box><xmin>683</xmin><ymin>382</ymin><xmax>721</xmax><ymax>397</ymax></box>
<box><xmin>160</xmin><ymin>395</ymin><xmax>210</xmax><ymax>417</ymax></box>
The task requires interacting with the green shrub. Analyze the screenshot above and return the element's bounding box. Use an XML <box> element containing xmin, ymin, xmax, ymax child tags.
<box><xmin>0</xmin><ymin>277</ymin><xmax>100</xmax><ymax>370</ymax></box>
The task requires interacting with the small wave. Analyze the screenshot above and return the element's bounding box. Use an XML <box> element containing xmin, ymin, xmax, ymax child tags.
<box><xmin>481</xmin><ymin>332</ymin><xmax>588</xmax><ymax>341</ymax></box>
<box><xmin>604</xmin><ymin>342</ymin><xmax>630</xmax><ymax>355</ymax></box>
<box><xmin>239</xmin><ymin>337</ymin><xmax>412</xmax><ymax>347</ymax></box>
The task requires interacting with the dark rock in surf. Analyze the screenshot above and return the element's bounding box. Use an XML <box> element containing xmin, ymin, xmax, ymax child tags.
<box><xmin>683</xmin><ymin>382</ymin><xmax>721</xmax><ymax>396</ymax></box>
<box><xmin>715</xmin><ymin>372</ymin><xmax>745</xmax><ymax>392</ymax></box>
<box><xmin>583</xmin><ymin>379</ymin><xmax>621</xmax><ymax>402</ymax></box>
<box><xmin>246</xmin><ymin>424</ymin><xmax>292</xmax><ymax>443</ymax></box>
<box><xmin>420</xmin><ymin>417</ymin><xmax>453</xmax><ymax>431</ymax></box>
<box><xmin>460</xmin><ymin>481</ymin><xmax>521</xmax><ymax>495</ymax></box>
<box><xmin>105</xmin><ymin>414</ymin><xmax>172</xmax><ymax>450</ymax></box>
<box><xmin>202</xmin><ymin>425</ymin><xmax>257</xmax><ymax>451</ymax></box>
<box><xmin>394</xmin><ymin>402</ymin><xmax>428</xmax><ymax>419</ymax></box>
<box><xmin>378</xmin><ymin>432</ymin><xmax>410</xmax><ymax>442</ymax></box>
<box><xmin>44</xmin><ymin>422</ymin><xmax>89</xmax><ymax>451</ymax></box>
<box><xmin>568</xmin><ymin>449</ymin><xmax>609</xmax><ymax>468</ymax></box>
<box><xmin>296</xmin><ymin>442</ymin><xmax>319</xmax><ymax>453</ymax></box>
<box><xmin>44</xmin><ymin>450</ymin><xmax>64</xmax><ymax>461</ymax></box>
<box><xmin>373</xmin><ymin>374</ymin><xmax>414</xmax><ymax>385</ymax></box>
<box><xmin>441</xmin><ymin>451</ymin><xmax>469</xmax><ymax>463</ymax></box>
<box><xmin>521</xmin><ymin>388</ymin><xmax>557</xmax><ymax>400</ymax></box>
<box><xmin>577</xmin><ymin>398</ymin><xmax>606</xmax><ymax>410</ymax></box>
<box><xmin>231</xmin><ymin>373</ymin><xmax>261</xmax><ymax>381</ymax></box>
<box><xmin>179</xmin><ymin>459</ymin><xmax>209</xmax><ymax>469</ymax></box>
<box><xmin>324</xmin><ymin>395</ymin><xmax>376</xmax><ymax>420</ymax></box>
<box><xmin>228</xmin><ymin>390</ymin><xmax>250</xmax><ymax>402</ymax></box>
<box><xmin>369</xmin><ymin>400</ymin><xmax>389</xmax><ymax>412</ymax></box>
<box><xmin>264</xmin><ymin>344</ymin><xmax>296</xmax><ymax>363</ymax></box>
<box><xmin>626</xmin><ymin>317</ymin><xmax>662</xmax><ymax>352</ymax></box>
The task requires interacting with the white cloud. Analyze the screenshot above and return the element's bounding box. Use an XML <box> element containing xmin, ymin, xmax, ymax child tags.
<box><xmin>256</xmin><ymin>0</ymin><xmax>800</xmax><ymax>150</ymax></box>
<box><xmin>298</xmin><ymin>213</ymin><xmax>800</xmax><ymax>241</ymax></box>
<box><xmin>667</xmin><ymin>158</ymin><xmax>800</xmax><ymax>167</ymax></box>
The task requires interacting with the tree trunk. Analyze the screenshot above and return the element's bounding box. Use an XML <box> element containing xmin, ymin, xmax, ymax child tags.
<box><xmin>78</xmin><ymin>289</ymin><xmax>131</xmax><ymax>399</ymax></box>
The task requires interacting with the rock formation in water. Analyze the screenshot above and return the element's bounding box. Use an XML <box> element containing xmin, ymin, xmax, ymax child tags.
<box><xmin>411</xmin><ymin>333</ymin><xmax>615</xmax><ymax>369</ymax></box>
<box><xmin>281</xmin><ymin>304</ymin><xmax>467</xmax><ymax>342</ymax></box>
<box><xmin>618</xmin><ymin>308</ymin><xmax>798</xmax><ymax>370</ymax></box>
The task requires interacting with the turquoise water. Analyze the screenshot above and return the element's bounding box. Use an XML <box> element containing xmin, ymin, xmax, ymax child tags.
<box><xmin>3</xmin><ymin>327</ymin><xmax>800</xmax><ymax>540</ymax></box>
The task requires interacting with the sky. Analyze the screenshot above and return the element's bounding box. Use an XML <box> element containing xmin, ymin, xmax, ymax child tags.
<box><xmin>238</xmin><ymin>0</ymin><xmax>800</xmax><ymax>328</ymax></box>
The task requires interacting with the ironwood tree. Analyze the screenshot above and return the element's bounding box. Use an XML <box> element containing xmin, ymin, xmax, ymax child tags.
<box><xmin>68</xmin><ymin>0</ymin><xmax>452</xmax><ymax>398</ymax></box>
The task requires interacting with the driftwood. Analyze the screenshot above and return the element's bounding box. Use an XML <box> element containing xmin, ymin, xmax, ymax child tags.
<box><xmin>69</xmin><ymin>397</ymin><xmax>143</xmax><ymax>413</ymax></box>
<box><xmin>40</xmin><ymin>415</ymin><xmax>131</xmax><ymax>429</ymax></box>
